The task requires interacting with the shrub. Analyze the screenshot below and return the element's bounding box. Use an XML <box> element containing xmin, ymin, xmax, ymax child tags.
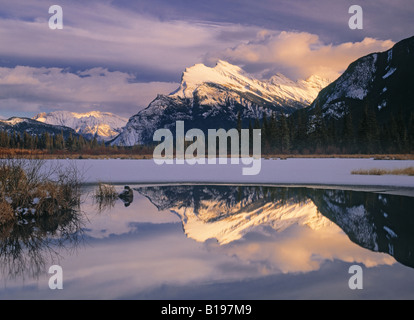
<box><xmin>94</xmin><ymin>182</ymin><xmax>118</xmax><ymax>212</ymax></box>
<box><xmin>0</xmin><ymin>158</ymin><xmax>82</xmax><ymax>223</ymax></box>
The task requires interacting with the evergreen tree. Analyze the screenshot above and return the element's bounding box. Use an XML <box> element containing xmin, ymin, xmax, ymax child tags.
<box><xmin>66</xmin><ymin>132</ymin><xmax>75</xmax><ymax>151</ymax></box>
<box><xmin>358</xmin><ymin>106</ymin><xmax>380</xmax><ymax>153</ymax></box>
<box><xmin>396</xmin><ymin>112</ymin><xmax>408</xmax><ymax>152</ymax></box>
<box><xmin>10</xmin><ymin>132</ymin><xmax>16</xmax><ymax>149</ymax></box>
<box><xmin>408</xmin><ymin>112</ymin><xmax>414</xmax><ymax>151</ymax></box>
<box><xmin>236</xmin><ymin>111</ymin><xmax>242</xmax><ymax>134</ymax></box>
<box><xmin>268</xmin><ymin>112</ymin><xmax>278</xmax><ymax>151</ymax></box>
<box><xmin>91</xmin><ymin>136</ymin><xmax>99</xmax><ymax>149</ymax></box>
<box><xmin>261</xmin><ymin>113</ymin><xmax>269</xmax><ymax>151</ymax></box>
<box><xmin>388</xmin><ymin>115</ymin><xmax>400</xmax><ymax>153</ymax></box>
<box><xmin>342</xmin><ymin>110</ymin><xmax>355</xmax><ymax>153</ymax></box>
<box><xmin>34</xmin><ymin>135</ymin><xmax>39</xmax><ymax>150</ymax></box>
<box><xmin>0</xmin><ymin>131</ymin><xmax>10</xmax><ymax>148</ymax></box>
<box><xmin>44</xmin><ymin>132</ymin><xmax>52</xmax><ymax>150</ymax></box>
<box><xmin>310</xmin><ymin>102</ymin><xmax>327</xmax><ymax>152</ymax></box>
<box><xmin>293</xmin><ymin>112</ymin><xmax>308</xmax><ymax>153</ymax></box>
<box><xmin>326</xmin><ymin>121</ymin><xmax>336</xmax><ymax>152</ymax></box>
<box><xmin>277</xmin><ymin>113</ymin><xmax>290</xmax><ymax>153</ymax></box>
<box><xmin>54</xmin><ymin>132</ymin><xmax>65</xmax><ymax>150</ymax></box>
<box><xmin>14</xmin><ymin>133</ymin><xmax>21</xmax><ymax>149</ymax></box>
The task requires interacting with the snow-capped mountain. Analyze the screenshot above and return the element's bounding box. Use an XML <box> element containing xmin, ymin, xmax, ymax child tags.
<box><xmin>34</xmin><ymin>111</ymin><xmax>128</xmax><ymax>142</ymax></box>
<box><xmin>308</xmin><ymin>35</ymin><xmax>414</xmax><ymax>123</ymax></box>
<box><xmin>171</xmin><ymin>60</ymin><xmax>329</xmax><ymax>106</ymax></box>
<box><xmin>0</xmin><ymin>117</ymin><xmax>78</xmax><ymax>139</ymax></box>
<box><xmin>112</xmin><ymin>61</ymin><xmax>331</xmax><ymax>146</ymax></box>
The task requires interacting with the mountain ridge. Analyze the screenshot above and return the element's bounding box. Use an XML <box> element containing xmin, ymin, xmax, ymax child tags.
<box><xmin>0</xmin><ymin>116</ymin><xmax>79</xmax><ymax>139</ymax></box>
<box><xmin>33</xmin><ymin>111</ymin><xmax>128</xmax><ymax>142</ymax></box>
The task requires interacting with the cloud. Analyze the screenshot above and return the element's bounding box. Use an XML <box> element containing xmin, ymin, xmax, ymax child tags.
<box><xmin>0</xmin><ymin>0</ymin><xmax>405</xmax><ymax>118</ymax></box>
<box><xmin>215</xmin><ymin>221</ymin><xmax>395</xmax><ymax>275</ymax></box>
<box><xmin>206</xmin><ymin>31</ymin><xmax>395</xmax><ymax>81</ymax></box>
<box><xmin>0</xmin><ymin>1</ymin><xmax>259</xmax><ymax>79</ymax></box>
<box><xmin>0</xmin><ymin>66</ymin><xmax>178</xmax><ymax>117</ymax></box>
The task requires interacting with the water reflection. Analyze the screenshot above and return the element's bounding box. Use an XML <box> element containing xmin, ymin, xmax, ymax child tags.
<box><xmin>310</xmin><ymin>189</ymin><xmax>414</xmax><ymax>269</ymax></box>
<box><xmin>1</xmin><ymin>184</ymin><xmax>414</xmax><ymax>299</ymax></box>
<box><xmin>0</xmin><ymin>204</ymin><xmax>84</xmax><ymax>280</ymax></box>
<box><xmin>119</xmin><ymin>186</ymin><xmax>134</xmax><ymax>207</ymax></box>
<box><xmin>136</xmin><ymin>185</ymin><xmax>414</xmax><ymax>269</ymax></box>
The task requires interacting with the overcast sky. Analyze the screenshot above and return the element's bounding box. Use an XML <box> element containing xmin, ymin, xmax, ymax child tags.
<box><xmin>0</xmin><ymin>0</ymin><xmax>413</xmax><ymax>118</ymax></box>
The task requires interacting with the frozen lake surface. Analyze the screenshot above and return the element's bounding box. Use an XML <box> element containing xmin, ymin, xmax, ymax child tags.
<box><xmin>55</xmin><ymin>158</ymin><xmax>414</xmax><ymax>188</ymax></box>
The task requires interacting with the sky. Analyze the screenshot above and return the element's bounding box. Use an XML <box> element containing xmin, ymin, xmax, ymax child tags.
<box><xmin>0</xmin><ymin>0</ymin><xmax>413</xmax><ymax>119</ymax></box>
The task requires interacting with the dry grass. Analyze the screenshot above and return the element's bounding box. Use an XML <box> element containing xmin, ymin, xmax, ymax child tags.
<box><xmin>351</xmin><ymin>167</ymin><xmax>414</xmax><ymax>176</ymax></box>
<box><xmin>0</xmin><ymin>158</ymin><xmax>85</xmax><ymax>279</ymax></box>
<box><xmin>95</xmin><ymin>183</ymin><xmax>118</xmax><ymax>200</ymax></box>
<box><xmin>94</xmin><ymin>183</ymin><xmax>119</xmax><ymax>212</ymax></box>
<box><xmin>264</xmin><ymin>154</ymin><xmax>414</xmax><ymax>160</ymax></box>
<box><xmin>0</xmin><ymin>159</ymin><xmax>82</xmax><ymax>224</ymax></box>
<box><xmin>1</xmin><ymin>147</ymin><xmax>414</xmax><ymax>160</ymax></box>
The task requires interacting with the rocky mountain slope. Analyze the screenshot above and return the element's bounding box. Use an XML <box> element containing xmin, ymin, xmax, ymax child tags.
<box><xmin>308</xmin><ymin>35</ymin><xmax>414</xmax><ymax>124</ymax></box>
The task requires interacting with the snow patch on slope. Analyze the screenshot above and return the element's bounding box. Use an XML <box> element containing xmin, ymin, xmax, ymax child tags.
<box><xmin>382</xmin><ymin>67</ymin><xmax>396</xmax><ymax>79</ymax></box>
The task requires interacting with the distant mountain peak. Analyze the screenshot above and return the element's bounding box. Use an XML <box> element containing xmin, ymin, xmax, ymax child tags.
<box><xmin>33</xmin><ymin>110</ymin><xmax>128</xmax><ymax>142</ymax></box>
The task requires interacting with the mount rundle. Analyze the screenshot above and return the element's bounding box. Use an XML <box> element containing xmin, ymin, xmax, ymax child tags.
<box><xmin>111</xmin><ymin>60</ymin><xmax>331</xmax><ymax>146</ymax></box>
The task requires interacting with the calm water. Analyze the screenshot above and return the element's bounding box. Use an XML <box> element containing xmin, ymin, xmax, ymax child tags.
<box><xmin>1</xmin><ymin>184</ymin><xmax>414</xmax><ymax>300</ymax></box>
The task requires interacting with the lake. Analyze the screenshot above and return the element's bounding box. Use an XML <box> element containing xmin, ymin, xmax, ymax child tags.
<box><xmin>1</xmin><ymin>183</ymin><xmax>414</xmax><ymax>299</ymax></box>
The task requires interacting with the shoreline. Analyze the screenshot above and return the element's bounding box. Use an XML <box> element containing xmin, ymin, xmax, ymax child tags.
<box><xmin>82</xmin><ymin>181</ymin><xmax>414</xmax><ymax>197</ymax></box>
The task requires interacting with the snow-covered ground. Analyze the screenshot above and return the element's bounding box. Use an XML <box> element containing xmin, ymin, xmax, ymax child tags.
<box><xmin>51</xmin><ymin>158</ymin><xmax>414</xmax><ymax>191</ymax></box>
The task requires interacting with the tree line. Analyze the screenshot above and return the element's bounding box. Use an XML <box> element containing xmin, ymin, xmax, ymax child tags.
<box><xmin>0</xmin><ymin>130</ymin><xmax>156</xmax><ymax>156</ymax></box>
<box><xmin>240</xmin><ymin>106</ymin><xmax>414</xmax><ymax>155</ymax></box>
<box><xmin>0</xmin><ymin>131</ymin><xmax>104</xmax><ymax>152</ymax></box>
<box><xmin>1</xmin><ymin>106</ymin><xmax>413</xmax><ymax>156</ymax></box>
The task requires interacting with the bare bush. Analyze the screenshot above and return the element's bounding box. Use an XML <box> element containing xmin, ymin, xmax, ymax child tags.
<box><xmin>0</xmin><ymin>158</ymin><xmax>84</xmax><ymax>280</ymax></box>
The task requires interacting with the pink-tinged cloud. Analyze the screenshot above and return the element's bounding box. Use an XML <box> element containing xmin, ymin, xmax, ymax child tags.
<box><xmin>0</xmin><ymin>66</ymin><xmax>178</xmax><ymax>117</ymax></box>
<box><xmin>208</xmin><ymin>31</ymin><xmax>395</xmax><ymax>81</ymax></box>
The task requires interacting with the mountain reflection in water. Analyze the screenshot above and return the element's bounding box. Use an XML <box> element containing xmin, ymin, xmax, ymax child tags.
<box><xmin>1</xmin><ymin>184</ymin><xmax>414</xmax><ymax>299</ymax></box>
<box><xmin>136</xmin><ymin>185</ymin><xmax>414</xmax><ymax>269</ymax></box>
